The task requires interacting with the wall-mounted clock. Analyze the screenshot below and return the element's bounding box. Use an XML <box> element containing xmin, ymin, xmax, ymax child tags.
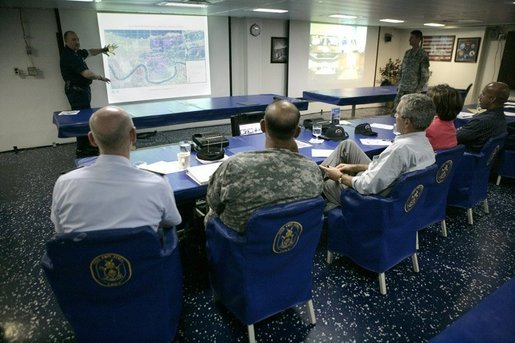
<box><xmin>250</xmin><ymin>23</ymin><xmax>261</xmax><ymax>37</ymax></box>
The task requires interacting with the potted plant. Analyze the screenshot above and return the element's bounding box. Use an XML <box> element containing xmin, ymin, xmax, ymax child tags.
<box><xmin>378</xmin><ymin>58</ymin><xmax>401</xmax><ymax>86</ymax></box>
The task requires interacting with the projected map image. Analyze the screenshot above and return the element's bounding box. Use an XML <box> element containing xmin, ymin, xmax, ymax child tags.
<box><xmin>104</xmin><ymin>30</ymin><xmax>207</xmax><ymax>89</ymax></box>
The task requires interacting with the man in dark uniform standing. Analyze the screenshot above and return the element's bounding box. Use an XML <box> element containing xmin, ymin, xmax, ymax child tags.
<box><xmin>60</xmin><ymin>30</ymin><xmax>117</xmax><ymax>157</ymax></box>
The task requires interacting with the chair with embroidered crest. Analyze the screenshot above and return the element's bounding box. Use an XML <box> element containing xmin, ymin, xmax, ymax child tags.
<box><xmin>326</xmin><ymin>164</ymin><xmax>438</xmax><ymax>295</ymax></box>
<box><xmin>447</xmin><ymin>133</ymin><xmax>507</xmax><ymax>224</ymax></box>
<box><xmin>205</xmin><ymin>196</ymin><xmax>325</xmax><ymax>343</ymax></box>
<box><xmin>496</xmin><ymin>148</ymin><xmax>515</xmax><ymax>185</ymax></box>
<box><xmin>415</xmin><ymin>145</ymin><xmax>465</xmax><ymax>242</ymax></box>
<box><xmin>41</xmin><ymin>226</ymin><xmax>182</xmax><ymax>343</ymax></box>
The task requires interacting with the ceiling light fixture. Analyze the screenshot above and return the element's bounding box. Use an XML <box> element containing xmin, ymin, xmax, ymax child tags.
<box><xmin>157</xmin><ymin>2</ymin><xmax>208</xmax><ymax>8</ymax></box>
<box><xmin>329</xmin><ymin>14</ymin><xmax>357</xmax><ymax>19</ymax></box>
<box><xmin>66</xmin><ymin>0</ymin><xmax>94</xmax><ymax>2</ymax></box>
<box><xmin>253</xmin><ymin>8</ymin><xmax>288</xmax><ymax>14</ymax></box>
<box><xmin>424</xmin><ymin>23</ymin><xmax>445</xmax><ymax>27</ymax></box>
<box><xmin>380</xmin><ymin>19</ymin><xmax>405</xmax><ymax>23</ymax></box>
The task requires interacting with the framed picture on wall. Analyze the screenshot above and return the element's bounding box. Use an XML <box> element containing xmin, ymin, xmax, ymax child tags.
<box><xmin>271</xmin><ymin>37</ymin><xmax>288</xmax><ymax>63</ymax></box>
<box><xmin>422</xmin><ymin>35</ymin><xmax>455</xmax><ymax>62</ymax></box>
<box><xmin>455</xmin><ymin>37</ymin><xmax>481</xmax><ymax>63</ymax></box>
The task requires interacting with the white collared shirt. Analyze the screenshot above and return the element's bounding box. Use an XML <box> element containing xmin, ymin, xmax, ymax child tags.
<box><xmin>51</xmin><ymin>155</ymin><xmax>181</xmax><ymax>233</ymax></box>
<box><xmin>352</xmin><ymin>131</ymin><xmax>435</xmax><ymax>194</ymax></box>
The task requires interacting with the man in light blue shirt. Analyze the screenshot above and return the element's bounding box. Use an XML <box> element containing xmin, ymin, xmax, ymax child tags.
<box><xmin>320</xmin><ymin>93</ymin><xmax>436</xmax><ymax>208</ymax></box>
<box><xmin>51</xmin><ymin>106</ymin><xmax>181</xmax><ymax>233</ymax></box>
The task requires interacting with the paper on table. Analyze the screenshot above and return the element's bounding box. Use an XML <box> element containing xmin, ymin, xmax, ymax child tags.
<box><xmin>58</xmin><ymin>110</ymin><xmax>80</xmax><ymax>115</ymax></box>
<box><xmin>370</xmin><ymin>123</ymin><xmax>394</xmax><ymax>130</ymax></box>
<box><xmin>467</xmin><ymin>108</ymin><xmax>485</xmax><ymax>114</ymax></box>
<box><xmin>137</xmin><ymin>161</ymin><xmax>180</xmax><ymax>174</ymax></box>
<box><xmin>295</xmin><ymin>139</ymin><xmax>312</xmax><ymax>149</ymax></box>
<box><xmin>339</xmin><ymin>120</ymin><xmax>352</xmax><ymax>125</ymax></box>
<box><xmin>457</xmin><ymin>112</ymin><xmax>475</xmax><ymax>119</ymax></box>
<box><xmin>360</xmin><ymin>138</ymin><xmax>392</xmax><ymax>146</ymax></box>
<box><xmin>312</xmin><ymin>149</ymin><xmax>333</xmax><ymax>157</ymax></box>
<box><xmin>186</xmin><ymin>162</ymin><xmax>223</xmax><ymax>185</ymax></box>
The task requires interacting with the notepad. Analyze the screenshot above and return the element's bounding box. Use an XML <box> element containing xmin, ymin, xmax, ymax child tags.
<box><xmin>186</xmin><ymin>162</ymin><xmax>223</xmax><ymax>185</ymax></box>
<box><xmin>360</xmin><ymin>138</ymin><xmax>392</xmax><ymax>146</ymax></box>
<box><xmin>136</xmin><ymin>161</ymin><xmax>180</xmax><ymax>175</ymax></box>
<box><xmin>58</xmin><ymin>110</ymin><xmax>80</xmax><ymax>116</ymax></box>
<box><xmin>370</xmin><ymin>123</ymin><xmax>394</xmax><ymax>130</ymax></box>
<box><xmin>457</xmin><ymin>112</ymin><xmax>475</xmax><ymax>119</ymax></box>
<box><xmin>312</xmin><ymin>149</ymin><xmax>333</xmax><ymax>157</ymax></box>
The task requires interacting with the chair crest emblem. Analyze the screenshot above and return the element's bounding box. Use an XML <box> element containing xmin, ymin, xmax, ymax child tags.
<box><xmin>487</xmin><ymin>145</ymin><xmax>501</xmax><ymax>166</ymax></box>
<box><xmin>436</xmin><ymin>160</ymin><xmax>453</xmax><ymax>183</ymax></box>
<box><xmin>404</xmin><ymin>184</ymin><xmax>424</xmax><ymax>212</ymax></box>
<box><xmin>273</xmin><ymin>221</ymin><xmax>303</xmax><ymax>254</ymax></box>
<box><xmin>90</xmin><ymin>253</ymin><xmax>132</xmax><ymax>287</ymax></box>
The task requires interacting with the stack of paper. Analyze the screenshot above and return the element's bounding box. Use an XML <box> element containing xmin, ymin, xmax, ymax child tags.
<box><xmin>186</xmin><ymin>162</ymin><xmax>223</xmax><ymax>185</ymax></box>
<box><xmin>137</xmin><ymin>161</ymin><xmax>180</xmax><ymax>174</ymax></box>
<box><xmin>457</xmin><ymin>112</ymin><xmax>475</xmax><ymax>119</ymax></box>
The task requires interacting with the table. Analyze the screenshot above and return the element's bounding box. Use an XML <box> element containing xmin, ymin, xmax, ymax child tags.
<box><xmin>127</xmin><ymin>116</ymin><xmax>396</xmax><ymax>203</ymax></box>
<box><xmin>303</xmin><ymin>86</ymin><xmax>398</xmax><ymax>117</ymax></box>
<box><xmin>53</xmin><ymin>94</ymin><xmax>308</xmax><ymax>138</ymax></box>
<box><xmin>303</xmin><ymin>86</ymin><xmax>469</xmax><ymax>118</ymax></box>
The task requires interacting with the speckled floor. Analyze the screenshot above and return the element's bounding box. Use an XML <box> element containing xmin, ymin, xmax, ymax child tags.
<box><xmin>1</xmin><ymin>114</ymin><xmax>514</xmax><ymax>342</ymax></box>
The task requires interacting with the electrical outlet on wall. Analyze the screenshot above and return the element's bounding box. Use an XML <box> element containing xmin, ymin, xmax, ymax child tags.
<box><xmin>27</xmin><ymin>67</ymin><xmax>38</xmax><ymax>76</ymax></box>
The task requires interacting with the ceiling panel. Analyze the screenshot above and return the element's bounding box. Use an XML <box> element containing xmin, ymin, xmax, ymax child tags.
<box><xmin>1</xmin><ymin>0</ymin><xmax>514</xmax><ymax>29</ymax></box>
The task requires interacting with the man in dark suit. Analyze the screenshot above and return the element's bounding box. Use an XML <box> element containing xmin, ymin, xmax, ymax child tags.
<box><xmin>457</xmin><ymin>82</ymin><xmax>509</xmax><ymax>151</ymax></box>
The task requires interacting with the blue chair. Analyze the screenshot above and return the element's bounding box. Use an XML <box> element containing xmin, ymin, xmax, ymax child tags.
<box><xmin>447</xmin><ymin>133</ymin><xmax>507</xmax><ymax>224</ymax></box>
<box><xmin>41</xmin><ymin>226</ymin><xmax>183</xmax><ymax>343</ymax></box>
<box><xmin>206</xmin><ymin>197</ymin><xmax>325</xmax><ymax>343</ymax></box>
<box><xmin>417</xmin><ymin>145</ymin><xmax>465</xmax><ymax>240</ymax></box>
<box><xmin>327</xmin><ymin>164</ymin><xmax>438</xmax><ymax>295</ymax></box>
<box><xmin>496</xmin><ymin>149</ymin><xmax>515</xmax><ymax>185</ymax></box>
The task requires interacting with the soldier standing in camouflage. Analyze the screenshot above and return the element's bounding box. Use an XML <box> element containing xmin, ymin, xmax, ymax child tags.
<box><xmin>205</xmin><ymin>100</ymin><xmax>324</xmax><ymax>233</ymax></box>
<box><xmin>393</xmin><ymin>30</ymin><xmax>430</xmax><ymax>110</ymax></box>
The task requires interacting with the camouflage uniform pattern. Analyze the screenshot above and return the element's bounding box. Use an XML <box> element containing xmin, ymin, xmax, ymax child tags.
<box><xmin>394</xmin><ymin>48</ymin><xmax>430</xmax><ymax>107</ymax></box>
<box><xmin>205</xmin><ymin>149</ymin><xmax>324</xmax><ymax>233</ymax></box>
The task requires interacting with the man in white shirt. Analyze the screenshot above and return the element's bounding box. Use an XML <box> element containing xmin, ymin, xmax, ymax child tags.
<box><xmin>51</xmin><ymin>106</ymin><xmax>181</xmax><ymax>233</ymax></box>
<box><xmin>320</xmin><ymin>93</ymin><xmax>436</xmax><ymax>209</ymax></box>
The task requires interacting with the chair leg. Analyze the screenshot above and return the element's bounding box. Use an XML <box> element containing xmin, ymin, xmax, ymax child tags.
<box><xmin>440</xmin><ymin>220</ymin><xmax>448</xmax><ymax>237</ymax></box>
<box><xmin>326</xmin><ymin>251</ymin><xmax>334</xmax><ymax>264</ymax></box>
<box><xmin>378</xmin><ymin>273</ymin><xmax>387</xmax><ymax>295</ymax></box>
<box><xmin>416</xmin><ymin>231</ymin><xmax>419</xmax><ymax>250</ymax></box>
<box><xmin>467</xmin><ymin>208</ymin><xmax>474</xmax><ymax>225</ymax></box>
<box><xmin>306</xmin><ymin>299</ymin><xmax>316</xmax><ymax>325</ymax></box>
<box><xmin>496</xmin><ymin>175</ymin><xmax>501</xmax><ymax>186</ymax></box>
<box><xmin>483</xmin><ymin>199</ymin><xmax>489</xmax><ymax>214</ymax></box>
<box><xmin>412</xmin><ymin>253</ymin><xmax>420</xmax><ymax>273</ymax></box>
<box><xmin>247</xmin><ymin>324</ymin><xmax>256</xmax><ymax>343</ymax></box>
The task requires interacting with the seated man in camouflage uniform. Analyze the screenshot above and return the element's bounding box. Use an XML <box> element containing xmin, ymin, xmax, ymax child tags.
<box><xmin>205</xmin><ymin>100</ymin><xmax>324</xmax><ymax>233</ymax></box>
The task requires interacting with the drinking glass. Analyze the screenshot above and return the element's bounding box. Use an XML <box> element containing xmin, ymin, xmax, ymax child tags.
<box><xmin>177</xmin><ymin>141</ymin><xmax>191</xmax><ymax>169</ymax></box>
<box><xmin>312</xmin><ymin>123</ymin><xmax>323</xmax><ymax>143</ymax></box>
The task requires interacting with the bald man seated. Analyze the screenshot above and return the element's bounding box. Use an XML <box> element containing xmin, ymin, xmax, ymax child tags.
<box><xmin>205</xmin><ymin>100</ymin><xmax>324</xmax><ymax>233</ymax></box>
<box><xmin>457</xmin><ymin>81</ymin><xmax>509</xmax><ymax>152</ymax></box>
<box><xmin>51</xmin><ymin>106</ymin><xmax>181</xmax><ymax>234</ymax></box>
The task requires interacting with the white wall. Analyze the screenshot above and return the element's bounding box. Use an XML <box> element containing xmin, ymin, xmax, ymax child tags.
<box><xmin>0</xmin><ymin>8</ymin><xmax>508</xmax><ymax>152</ymax></box>
<box><xmin>0</xmin><ymin>9</ymin><xmax>230</xmax><ymax>152</ymax></box>
<box><xmin>378</xmin><ymin>27</ymin><xmax>504</xmax><ymax>104</ymax></box>
<box><xmin>476</xmin><ymin>25</ymin><xmax>515</xmax><ymax>97</ymax></box>
<box><xmin>231</xmin><ymin>18</ymin><xmax>288</xmax><ymax>96</ymax></box>
<box><xmin>0</xmin><ymin>8</ymin><xmax>71</xmax><ymax>151</ymax></box>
